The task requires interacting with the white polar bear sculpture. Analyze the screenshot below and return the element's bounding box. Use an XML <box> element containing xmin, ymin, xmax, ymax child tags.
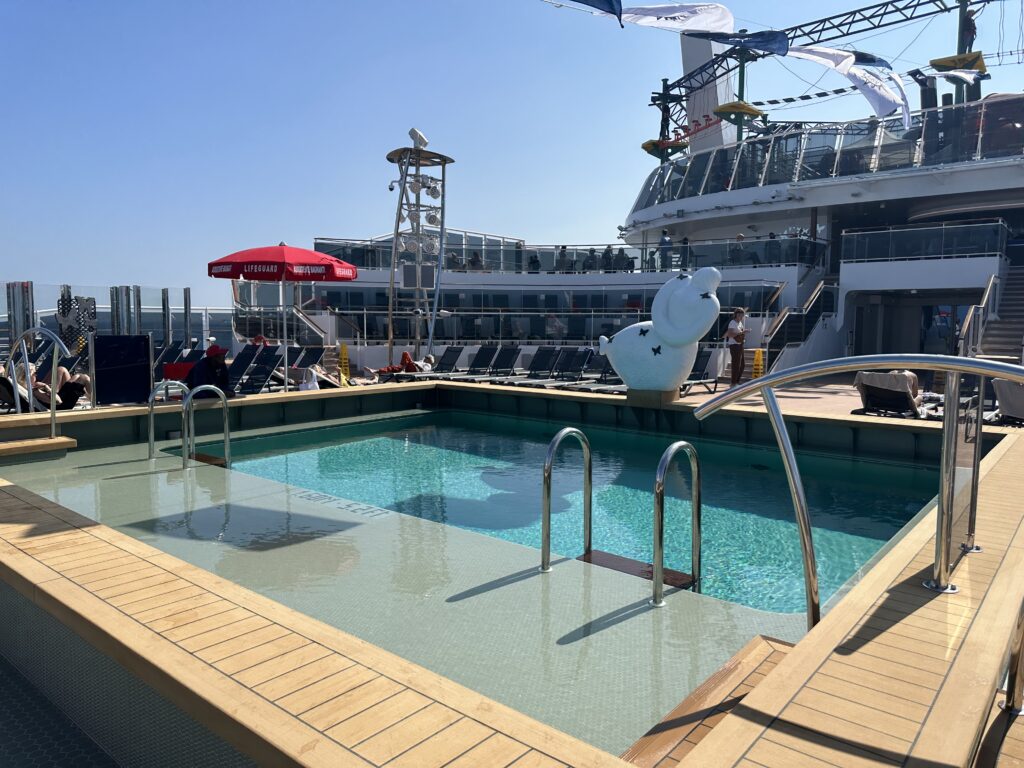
<box><xmin>599</xmin><ymin>267</ymin><xmax>722</xmax><ymax>392</ymax></box>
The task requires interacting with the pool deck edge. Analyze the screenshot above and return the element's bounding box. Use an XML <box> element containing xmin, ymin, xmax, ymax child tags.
<box><xmin>0</xmin><ymin>477</ymin><xmax>629</xmax><ymax>768</ymax></box>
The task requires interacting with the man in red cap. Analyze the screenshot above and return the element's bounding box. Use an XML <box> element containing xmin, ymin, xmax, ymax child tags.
<box><xmin>184</xmin><ymin>344</ymin><xmax>235</xmax><ymax>397</ymax></box>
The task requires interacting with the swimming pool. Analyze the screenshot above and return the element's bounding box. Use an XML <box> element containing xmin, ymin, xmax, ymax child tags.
<box><xmin>225</xmin><ymin>410</ymin><xmax>937</xmax><ymax>613</ymax></box>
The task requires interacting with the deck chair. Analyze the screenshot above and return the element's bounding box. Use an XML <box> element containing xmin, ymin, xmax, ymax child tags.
<box><xmin>392</xmin><ymin>346</ymin><xmax>463</xmax><ymax>382</ymax></box>
<box><xmin>0</xmin><ymin>375</ymin><xmax>36</xmax><ymax>413</ymax></box>
<box><xmin>226</xmin><ymin>344</ymin><xmax>260</xmax><ymax>392</ymax></box>
<box><xmin>853</xmin><ymin>371</ymin><xmax>929</xmax><ymax>418</ymax></box>
<box><xmin>179</xmin><ymin>345</ymin><xmax>205</xmax><ymax>365</ymax></box>
<box><xmin>522</xmin><ymin>349</ymin><xmax>594</xmax><ymax>389</ymax></box>
<box><xmin>35</xmin><ymin>353</ymin><xmax>81</xmax><ymax>381</ymax></box>
<box><xmin>295</xmin><ymin>347</ymin><xmax>325</xmax><ymax>368</ymax></box>
<box><xmin>152</xmin><ymin>341</ymin><xmax>184</xmax><ymax>380</ymax></box>
<box><xmin>561</xmin><ymin>355</ymin><xmax>622</xmax><ymax>392</ymax></box>
<box><xmin>447</xmin><ymin>346</ymin><xmax>520</xmax><ymax>382</ymax></box>
<box><xmin>680</xmin><ymin>348</ymin><xmax>718</xmax><ymax>396</ymax></box>
<box><xmin>489</xmin><ymin>346</ymin><xmax>559</xmax><ymax>385</ymax></box>
<box><xmin>433</xmin><ymin>345</ymin><xmax>498</xmax><ymax>381</ymax></box>
<box><xmin>237</xmin><ymin>356</ymin><xmax>283</xmax><ymax>394</ymax></box>
<box><xmin>989</xmin><ymin>379</ymin><xmax>1024</xmax><ymax>425</ymax></box>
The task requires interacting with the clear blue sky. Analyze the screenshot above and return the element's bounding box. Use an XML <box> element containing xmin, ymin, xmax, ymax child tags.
<box><xmin>3</xmin><ymin>0</ymin><xmax>1021</xmax><ymax>305</ymax></box>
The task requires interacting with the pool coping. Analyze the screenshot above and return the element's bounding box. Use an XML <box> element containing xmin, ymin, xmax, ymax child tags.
<box><xmin>0</xmin><ymin>478</ymin><xmax>629</xmax><ymax>768</ymax></box>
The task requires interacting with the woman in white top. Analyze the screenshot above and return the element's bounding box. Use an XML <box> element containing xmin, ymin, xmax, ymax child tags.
<box><xmin>725</xmin><ymin>308</ymin><xmax>746</xmax><ymax>386</ymax></box>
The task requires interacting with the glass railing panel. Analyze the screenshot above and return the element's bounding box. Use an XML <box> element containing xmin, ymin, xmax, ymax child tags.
<box><xmin>979</xmin><ymin>96</ymin><xmax>1024</xmax><ymax>159</ymax></box>
<box><xmin>834</xmin><ymin>121</ymin><xmax>878</xmax><ymax>177</ymax></box>
<box><xmin>763</xmin><ymin>132</ymin><xmax>801</xmax><ymax>185</ymax></box>
<box><xmin>798</xmin><ymin>129</ymin><xmax>842</xmax><ymax>181</ymax></box>
<box><xmin>681</xmin><ymin>151</ymin><xmax>712</xmax><ymax>198</ymax></box>
<box><xmin>662</xmin><ymin>157</ymin><xmax>690</xmax><ymax>202</ymax></box>
<box><xmin>875</xmin><ymin>115</ymin><xmax>923</xmax><ymax>172</ymax></box>
<box><xmin>842</xmin><ymin>221</ymin><xmax>1009</xmax><ymax>261</ymax></box>
<box><xmin>731</xmin><ymin>138</ymin><xmax>771</xmax><ymax>190</ymax></box>
<box><xmin>922</xmin><ymin>103</ymin><xmax>983</xmax><ymax>165</ymax></box>
<box><xmin>702</xmin><ymin>146</ymin><xmax>739</xmax><ymax>194</ymax></box>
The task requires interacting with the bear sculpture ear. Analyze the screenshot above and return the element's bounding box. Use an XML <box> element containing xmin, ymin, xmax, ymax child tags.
<box><xmin>651</xmin><ymin>269</ymin><xmax>720</xmax><ymax>347</ymax></box>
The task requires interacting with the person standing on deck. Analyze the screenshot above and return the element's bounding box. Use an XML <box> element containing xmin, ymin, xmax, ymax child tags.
<box><xmin>659</xmin><ymin>230</ymin><xmax>673</xmax><ymax>271</ymax></box>
<box><xmin>725</xmin><ymin>308</ymin><xmax>747</xmax><ymax>387</ymax></box>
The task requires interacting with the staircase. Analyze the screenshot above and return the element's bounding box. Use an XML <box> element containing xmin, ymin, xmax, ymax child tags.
<box><xmin>980</xmin><ymin>266</ymin><xmax>1024</xmax><ymax>360</ymax></box>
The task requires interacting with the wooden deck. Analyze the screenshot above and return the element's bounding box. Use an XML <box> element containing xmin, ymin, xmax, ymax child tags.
<box><xmin>679</xmin><ymin>431</ymin><xmax>1024</xmax><ymax>768</ymax></box>
<box><xmin>621</xmin><ymin>635</ymin><xmax>792</xmax><ymax>768</ymax></box>
<box><xmin>0</xmin><ymin>479</ymin><xmax>628</xmax><ymax>768</ymax></box>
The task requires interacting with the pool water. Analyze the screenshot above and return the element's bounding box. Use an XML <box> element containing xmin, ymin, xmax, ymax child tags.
<box><xmin>226</xmin><ymin>411</ymin><xmax>937</xmax><ymax>613</ymax></box>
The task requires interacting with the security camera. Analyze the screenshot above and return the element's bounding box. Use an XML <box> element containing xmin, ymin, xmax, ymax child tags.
<box><xmin>388</xmin><ymin>182</ymin><xmax>395</xmax><ymax>191</ymax></box>
<box><xmin>409</xmin><ymin>128</ymin><xmax>429</xmax><ymax>149</ymax></box>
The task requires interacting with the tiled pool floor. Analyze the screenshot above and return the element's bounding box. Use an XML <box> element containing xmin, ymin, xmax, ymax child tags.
<box><xmin>0</xmin><ymin>652</ymin><xmax>116</xmax><ymax>768</ymax></box>
<box><xmin>1</xmin><ymin>436</ymin><xmax>807</xmax><ymax>754</ymax></box>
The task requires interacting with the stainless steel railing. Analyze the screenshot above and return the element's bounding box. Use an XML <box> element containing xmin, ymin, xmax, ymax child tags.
<box><xmin>147</xmin><ymin>380</ymin><xmax>190</xmax><ymax>459</ymax></box>
<box><xmin>1002</xmin><ymin>593</ymin><xmax>1024</xmax><ymax>716</ymax></box>
<box><xmin>694</xmin><ymin>353</ymin><xmax>1024</xmax><ymax>630</ymax></box>
<box><xmin>10</xmin><ymin>327</ymin><xmax>73</xmax><ymax>438</ymax></box>
<box><xmin>651</xmin><ymin>441</ymin><xmax>702</xmax><ymax>607</ymax></box>
<box><xmin>181</xmin><ymin>385</ymin><xmax>231</xmax><ymax>470</ymax></box>
<box><xmin>539</xmin><ymin>427</ymin><xmax>592</xmax><ymax>573</ymax></box>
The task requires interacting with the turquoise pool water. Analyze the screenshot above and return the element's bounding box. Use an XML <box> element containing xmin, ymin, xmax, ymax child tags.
<box><xmin>225</xmin><ymin>411</ymin><xmax>937</xmax><ymax>613</ymax></box>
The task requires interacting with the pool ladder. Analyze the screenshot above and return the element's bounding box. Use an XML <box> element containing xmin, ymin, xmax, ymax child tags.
<box><xmin>538</xmin><ymin>428</ymin><xmax>702</xmax><ymax>606</ymax></box>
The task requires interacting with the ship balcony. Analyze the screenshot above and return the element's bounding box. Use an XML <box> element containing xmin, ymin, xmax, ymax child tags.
<box><xmin>628</xmin><ymin>94</ymin><xmax>1024</xmax><ymax>222</ymax></box>
<box><xmin>840</xmin><ymin>219</ymin><xmax>1010</xmax><ymax>263</ymax></box>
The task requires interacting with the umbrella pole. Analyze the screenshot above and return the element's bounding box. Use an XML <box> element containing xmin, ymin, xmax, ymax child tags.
<box><xmin>282</xmin><ymin>280</ymin><xmax>289</xmax><ymax>392</ymax></box>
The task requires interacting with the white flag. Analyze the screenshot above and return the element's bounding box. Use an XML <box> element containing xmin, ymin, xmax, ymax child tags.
<box><xmin>883</xmin><ymin>71</ymin><xmax>912</xmax><ymax>130</ymax></box>
<box><xmin>787</xmin><ymin>44</ymin><xmax>855</xmax><ymax>75</ymax></box>
<box><xmin>940</xmin><ymin>69</ymin><xmax>989</xmax><ymax>85</ymax></box>
<box><xmin>845</xmin><ymin>65</ymin><xmax>902</xmax><ymax>118</ymax></box>
<box><xmin>618</xmin><ymin>4</ymin><xmax>734</xmax><ymax>33</ymax></box>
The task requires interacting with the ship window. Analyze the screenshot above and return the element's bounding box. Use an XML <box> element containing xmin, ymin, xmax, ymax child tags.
<box><xmin>922</xmin><ymin>103</ymin><xmax>983</xmax><ymax>166</ymax></box>
<box><xmin>979</xmin><ymin>95</ymin><xmax>1024</xmax><ymax>159</ymax></box>
<box><xmin>798</xmin><ymin>129</ymin><xmax>842</xmax><ymax>180</ymax></box>
<box><xmin>875</xmin><ymin>115</ymin><xmax>922</xmax><ymax>172</ymax></box>
<box><xmin>763</xmin><ymin>133</ymin><xmax>801</xmax><ymax>185</ymax></box>
<box><xmin>731</xmin><ymin>139</ymin><xmax>771</xmax><ymax>190</ymax></box>
<box><xmin>834</xmin><ymin>121</ymin><xmax>878</xmax><ymax>177</ymax></box>
<box><xmin>681</xmin><ymin>151</ymin><xmax>712</xmax><ymax>197</ymax></box>
<box><xmin>664</xmin><ymin>158</ymin><xmax>689</xmax><ymax>202</ymax></box>
<box><xmin>702</xmin><ymin>146</ymin><xmax>739</xmax><ymax>194</ymax></box>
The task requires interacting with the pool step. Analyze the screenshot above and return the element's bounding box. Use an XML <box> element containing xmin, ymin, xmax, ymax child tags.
<box><xmin>0</xmin><ymin>436</ymin><xmax>76</xmax><ymax>465</ymax></box>
<box><xmin>577</xmin><ymin>549</ymin><xmax>693</xmax><ymax>590</ymax></box>
<box><xmin>621</xmin><ymin>634</ymin><xmax>792</xmax><ymax>768</ymax></box>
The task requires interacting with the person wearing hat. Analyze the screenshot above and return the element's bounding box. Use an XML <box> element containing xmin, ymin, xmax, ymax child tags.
<box><xmin>184</xmin><ymin>344</ymin><xmax>235</xmax><ymax>397</ymax></box>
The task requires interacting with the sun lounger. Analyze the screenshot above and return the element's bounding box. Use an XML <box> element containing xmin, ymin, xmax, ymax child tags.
<box><xmin>0</xmin><ymin>375</ymin><xmax>40</xmax><ymax>412</ymax></box>
<box><xmin>152</xmin><ymin>341</ymin><xmax>184</xmax><ymax>380</ymax></box>
<box><xmin>521</xmin><ymin>348</ymin><xmax>594</xmax><ymax>389</ymax></box>
<box><xmin>237</xmin><ymin>356</ymin><xmax>282</xmax><ymax>394</ymax></box>
<box><xmin>432</xmin><ymin>345</ymin><xmax>498</xmax><ymax>381</ymax></box>
<box><xmin>447</xmin><ymin>346</ymin><xmax>520</xmax><ymax>382</ymax></box>
<box><xmin>560</xmin><ymin>355</ymin><xmax>623</xmax><ymax>392</ymax></box>
<box><xmin>392</xmin><ymin>346</ymin><xmax>463</xmax><ymax>382</ymax></box>
<box><xmin>35</xmin><ymin>353</ymin><xmax>81</xmax><ymax>382</ymax></box>
<box><xmin>680</xmin><ymin>348</ymin><xmax>718</xmax><ymax>396</ymax></box>
<box><xmin>295</xmin><ymin>346</ymin><xmax>325</xmax><ymax>368</ymax></box>
<box><xmin>988</xmin><ymin>379</ymin><xmax>1024</xmax><ymax>425</ymax></box>
<box><xmin>179</xmin><ymin>346</ymin><xmax>205</xmax><ymax>364</ymax></box>
<box><xmin>488</xmin><ymin>346</ymin><xmax>559</xmax><ymax>386</ymax></box>
<box><xmin>226</xmin><ymin>344</ymin><xmax>260</xmax><ymax>392</ymax></box>
<box><xmin>853</xmin><ymin>370</ymin><xmax>933</xmax><ymax>418</ymax></box>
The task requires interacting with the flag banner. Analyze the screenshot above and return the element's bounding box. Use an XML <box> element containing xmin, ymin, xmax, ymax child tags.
<box><xmin>619</xmin><ymin>4</ymin><xmax>733</xmax><ymax>33</ymax></box>
<box><xmin>845</xmin><ymin>65</ymin><xmax>902</xmax><ymax>118</ymax></box>
<box><xmin>853</xmin><ymin>51</ymin><xmax>894</xmax><ymax>70</ymax></box>
<box><xmin>940</xmin><ymin>69</ymin><xmax>992</xmax><ymax>85</ymax></box>
<box><xmin>787</xmin><ymin>44</ymin><xmax>855</xmax><ymax>75</ymax></box>
<box><xmin>683</xmin><ymin>29</ymin><xmax>789</xmax><ymax>56</ymax></box>
<box><xmin>572</xmin><ymin>0</ymin><xmax>623</xmax><ymax>25</ymax></box>
<box><xmin>883</xmin><ymin>70</ymin><xmax>911</xmax><ymax>130</ymax></box>
<box><xmin>930</xmin><ymin>51</ymin><xmax>987</xmax><ymax>73</ymax></box>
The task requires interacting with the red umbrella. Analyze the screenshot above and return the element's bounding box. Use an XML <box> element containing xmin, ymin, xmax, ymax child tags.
<box><xmin>208</xmin><ymin>244</ymin><xmax>357</xmax><ymax>282</ymax></box>
<box><xmin>208</xmin><ymin>244</ymin><xmax>358</xmax><ymax>391</ymax></box>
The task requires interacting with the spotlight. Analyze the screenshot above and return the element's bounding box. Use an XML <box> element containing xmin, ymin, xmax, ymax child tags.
<box><xmin>424</xmin><ymin>237</ymin><xmax>439</xmax><ymax>255</ymax></box>
<box><xmin>427</xmin><ymin>185</ymin><xmax>441</xmax><ymax>200</ymax></box>
<box><xmin>405</xmin><ymin>238</ymin><xmax>418</xmax><ymax>253</ymax></box>
<box><xmin>409</xmin><ymin>179</ymin><xmax>422</xmax><ymax>194</ymax></box>
<box><xmin>426</xmin><ymin>210</ymin><xmax>441</xmax><ymax>226</ymax></box>
<box><xmin>409</xmin><ymin>128</ymin><xmax>429</xmax><ymax>149</ymax></box>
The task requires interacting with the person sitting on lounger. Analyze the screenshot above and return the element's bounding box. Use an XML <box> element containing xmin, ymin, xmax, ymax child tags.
<box><xmin>184</xmin><ymin>345</ymin><xmax>235</xmax><ymax>397</ymax></box>
<box><xmin>19</xmin><ymin>363</ymin><xmax>91</xmax><ymax>410</ymax></box>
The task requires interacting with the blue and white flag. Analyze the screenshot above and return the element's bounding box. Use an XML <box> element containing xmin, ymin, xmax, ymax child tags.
<box><xmin>853</xmin><ymin>51</ymin><xmax>894</xmax><ymax>70</ymax></box>
<box><xmin>572</xmin><ymin>0</ymin><xmax>623</xmax><ymax>26</ymax></box>
<box><xmin>683</xmin><ymin>29</ymin><xmax>790</xmax><ymax>56</ymax></box>
<box><xmin>845</xmin><ymin>65</ymin><xmax>902</xmax><ymax>119</ymax></box>
<box><xmin>940</xmin><ymin>69</ymin><xmax>991</xmax><ymax>85</ymax></box>
<box><xmin>620</xmin><ymin>4</ymin><xmax>733</xmax><ymax>33</ymax></box>
<box><xmin>787</xmin><ymin>44</ymin><xmax>855</xmax><ymax>74</ymax></box>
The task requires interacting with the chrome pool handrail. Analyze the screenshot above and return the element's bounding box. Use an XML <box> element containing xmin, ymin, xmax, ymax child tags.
<box><xmin>147</xmin><ymin>380</ymin><xmax>190</xmax><ymax>459</ymax></box>
<box><xmin>539</xmin><ymin>427</ymin><xmax>592</xmax><ymax>573</ymax></box>
<box><xmin>181</xmin><ymin>385</ymin><xmax>231</xmax><ymax>470</ymax></box>
<box><xmin>1002</xmin><ymin>592</ymin><xmax>1024</xmax><ymax>716</ymax></box>
<box><xmin>651</xmin><ymin>441</ymin><xmax>702</xmax><ymax>607</ymax></box>
<box><xmin>694</xmin><ymin>353</ymin><xmax>1024</xmax><ymax>630</ymax></box>
<box><xmin>11</xmin><ymin>327</ymin><xmax>73</xmax><ymax>438</ymax></box>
